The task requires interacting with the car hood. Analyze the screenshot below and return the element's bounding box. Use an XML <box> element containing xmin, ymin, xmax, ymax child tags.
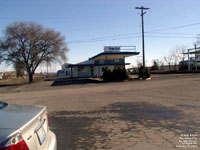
<box><xmin>0</xmin><ymin>104</ymin><xmax>44</xmax><ymax>143</ymax></box>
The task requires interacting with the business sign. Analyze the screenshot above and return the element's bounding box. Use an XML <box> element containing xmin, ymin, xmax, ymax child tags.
<box><xmin>104</xmin><ymin>46</ymin><xmax>121</xmax><ymax>52</ymax></box>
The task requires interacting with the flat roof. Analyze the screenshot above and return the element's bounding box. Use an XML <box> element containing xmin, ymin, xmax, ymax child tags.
<box><xmin>68</xmin><ymin>63</ymin><xmax>131</xmax><ymax>67</ymax></box>
<box><xmin>89</xmin><ymin>51</ymin><xmax>140</xmax><ymax>61</ymax></box>
<box><xmin>183</xmin><ymin>50</ymin><xmax>200</xmax><ymax>55</ymax></box>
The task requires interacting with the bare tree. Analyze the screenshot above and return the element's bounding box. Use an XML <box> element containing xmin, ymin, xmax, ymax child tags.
<box><xmin>136</xmin><ymin>59</ymin><xmax>143</xmax><ymax>68</ymax></box>
<box><xmin>173</xmin><ymin>45</ymin><xmax>187</xmax><ymax>69</ymax></box>
<box><xmin>44</xmin><ymin>57</ymin><xmax>53</xmax><ymax>74</ymax></box>
<box><xmin>151</xmin><ymin>59</ymin><xmax>159</xmax><ymax>70</ymax></box>
<box><xmin>163</xmin><ymin>45</ymin><xmax>187</xmax><ymax>71</ymax></box>
<box><xmin>0</xmin><ymin>21</ymin><xmax>68</xmax><ymax>82</ymax></box>
<box><xmin>163</xmin><ymin>52</ymin><xmax>173</xmax><ymax>71</ymax></box>
<box><xmin>170</xmin><ymin>45</ymin><xmax>187</xmax><ymax>70</ymax></box>
<box><xmin>14</xmin><ymin>61</ymin><xmax>25</xmax><ymax>78</ymax></box>
<box><xmin>195</xmin><ymin>34</ymin><xmax>200</xmax><ymax>45</ymax></box>
<box><xmin>0</xmin><ymin>50</ymin><xmax>1</xmax><ymax>59</ymax></box>
<box><xmin>0</xmin><ymin>38</ymin><xmax>2</xmax><ymax>65</ymax></box>
<box><xmin>175</xmin><ymin>45</ymin><xmax>187</xmax><ymax>61</ymax></box>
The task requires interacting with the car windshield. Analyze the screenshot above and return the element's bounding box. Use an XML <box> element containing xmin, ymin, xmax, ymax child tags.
<box><xmin>0</xmin><ymin>101</ymin><xmax>8</xmax><ymax>110</ymax></box>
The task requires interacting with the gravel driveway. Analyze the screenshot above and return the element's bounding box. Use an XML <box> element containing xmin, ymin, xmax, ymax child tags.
<box><xmin>1</xmin><ymin>74</ymin><xmax>200</xmax><ymax>150</ymax></box>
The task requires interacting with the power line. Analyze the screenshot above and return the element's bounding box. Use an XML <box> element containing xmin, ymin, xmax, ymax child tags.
<box><xmin>146</xmin><ymin>22</ymin><xmax>200</xmax><ymax>33</ymax></box>
<box><xmin>68</xmin><ymin>36</ymin><xmax>141</xmax><ymax>44</ymax></box>
<box><xmin>145</xmin><ymin>35</ymin><xmax>195</xmax><ymax>39</ymax></box>
<box><xmin>146</xmin><ymin>32</ymin><xmax>197</xmax><ymax>35</ymax></box>
<box><xmin>67</xmin><ymin>35</ymin><xmax>196</xmax><ymax>44</ymax></box>
<box><xmin>67</xmin><ymin>22</ymin><xmax>200</xmax><ymax>44</ymax></box>
<box><xmin>67</xmin><ymin>32</ymin><xmax>140</xmax><ymax>43</ymax></box>
<box><xmin>67</xmin><ymin>34</ymin><xmax>196</xmax><ymax>44</ymax></box>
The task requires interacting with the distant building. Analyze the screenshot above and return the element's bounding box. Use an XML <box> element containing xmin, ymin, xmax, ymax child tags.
<box><xmin>57</xmin><ymin>46</ymin><xmax>140</xmax><ymax>78</ymax></box>
<box><xmin>183</xmin><ymin>48</ymin><xmax>200</xmax><ymax>70</ymax></box>
<box><xmin>180</xmin><ymin>58</ymin><xmax>200</xmax><ymax>70</ymax></box>
<box><xmin>0</xmin><ymin>72</ymin><xmax>4</xmax><ymax>80</ymax></box>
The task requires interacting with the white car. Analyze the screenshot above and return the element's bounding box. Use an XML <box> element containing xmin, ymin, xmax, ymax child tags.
<box><xmin>0</xmin><ymin>101</ymin><xmax>57</xmax><ymax>150</ymax></box>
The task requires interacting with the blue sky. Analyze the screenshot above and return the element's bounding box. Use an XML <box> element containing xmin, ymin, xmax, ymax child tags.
<box><xmin>1</xmin><ymin>0</ymin><xmax>200</xmax><ymax>72</ymax></box>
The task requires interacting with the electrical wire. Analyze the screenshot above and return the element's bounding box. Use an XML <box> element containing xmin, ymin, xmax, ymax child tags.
<box><xmin>145</xmin><ymin>35</ymin><xmax>195</xmax><ymax>39</ymax></box>
<box><xmin>67</xmin><ymin>35</ymin><xmax>195</xmax><ymax>45</ymax></box>
<box><xmin>146</xmin><ymin>22</ymin><xmax>200</xmax><ymax>33</ymax></box>
<box><xmin>67</xmin><ymin>33</ymin><xmax>196</xmax><ymax>44</ymax></box>
<box><xmin>67</xmin><ymin>36</ymin><xmax>141</xmax><ymax>44</ymax></box>
<box><xmin>67</xmin><ymin>32</ymin><xmax>140</xmax><ymax>43</ymax></box>
<box><xmin>145</xmin><ymin>32</ymin><xmax>197</xmax><ymax>36</ymax></box>
<box><xmin>67</xmin><ymin>22</ymin><xmax>200</xmax><ymax>44</ymax></box>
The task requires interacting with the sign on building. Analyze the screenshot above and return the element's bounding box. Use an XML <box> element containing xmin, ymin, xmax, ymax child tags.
<box><xmin>104</xmin><ymin>46</ymin><xmax>121</xmax><ymax>52</ymax></box>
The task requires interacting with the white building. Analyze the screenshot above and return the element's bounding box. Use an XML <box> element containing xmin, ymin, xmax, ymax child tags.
<box><xmin>0</xmin><ymin>72</ymin><xmax>4</xmax><ymax>80</ymax></box>
<box><xmin>57</xmin><ymin>46</ymin><xmax>140</xmax><ymax>78</ymax></box>
<box><xmin>183</xmin><ymin>48</ymin><xmax>200</xmax><ymax>70</ymax></box>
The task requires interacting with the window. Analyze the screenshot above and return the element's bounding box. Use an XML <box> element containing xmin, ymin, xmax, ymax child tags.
<box><xmin>78</xmin><ymin>66</ymin><xmax>84</xmax><ymax>71</ymax></box>
<box><xmin>95</xmin><ymin>60</ymin><xmax>99</xmax><ymax>64</ymax></box>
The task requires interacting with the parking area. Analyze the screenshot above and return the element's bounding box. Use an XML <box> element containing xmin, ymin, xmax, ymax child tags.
<box><xmin>1</xmin><ymin>74</ymin><xmax>200</xmax><ymax>150</ymax></box>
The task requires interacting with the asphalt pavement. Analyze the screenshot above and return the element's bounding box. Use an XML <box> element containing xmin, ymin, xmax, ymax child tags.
<box><xmin>1</xmin><ymin>74</ymin><xmax>200</xmax><ymax>150</ymax></box>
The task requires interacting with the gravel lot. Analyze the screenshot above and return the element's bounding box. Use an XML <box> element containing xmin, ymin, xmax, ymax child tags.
<box><xmin>0</xmin><ymin>74</ymin><xmax>200</xmax><ymax>150</ymax></box>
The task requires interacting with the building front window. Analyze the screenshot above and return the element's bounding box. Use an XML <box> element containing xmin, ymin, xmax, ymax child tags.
<box><xmin>95</xmin><ymin>60</ymin><xmax>99</xmax><ymax>64</ymax></box>
<box><xmin>78</xmin><ymin>66</ymin><xmax>84</xmax><ymax>71</ymax></box>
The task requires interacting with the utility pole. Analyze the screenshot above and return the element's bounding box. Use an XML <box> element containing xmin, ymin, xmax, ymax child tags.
<box><xmin>135</xmin><ymin>6</ymin><xmax>149</xmax><ymax>68</ymax></box>
<box><xmin>188</xmin><ymin>49</ymin><xmax>190</xmax><ymax>71</ymax></box>
<box><xmin>195</xmin><ymin>44</ymin><xmax>197</xmax><ymax>71</ymax></box>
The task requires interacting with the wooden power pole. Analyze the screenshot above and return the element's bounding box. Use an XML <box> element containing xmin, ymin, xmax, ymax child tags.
<box><xmin>135</xmin><ymin>6</ymin><xmax>149</xmax><ymax>68</ymax></box>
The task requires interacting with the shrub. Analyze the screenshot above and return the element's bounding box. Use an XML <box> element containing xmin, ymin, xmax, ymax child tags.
<box><xmin>139</xmin><ymin>66</ymin><xmax>151</xmax><ymax>79</ymax></box>
<box><xmin>102</xmin><ymin>68</ymin><xmax>129</xmax><ymax>82</ymax></box>
<box><xmin>2</xmin><ymin>74</ymin><xmax>7</xmax><ymax>80</ymax></box>
<box><xmin>179</xmin><ymin>62</ymin><xmax>188</xmax><ymax>70</ymax></box>
<box><xmin>102</xmin><ymin>69</ymin><xmax>112</xmax><ymax>82</ymax></box>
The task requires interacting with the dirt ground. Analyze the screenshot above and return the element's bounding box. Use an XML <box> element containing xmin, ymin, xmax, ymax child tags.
<box><xmin>0</xmin><ymin>74</ymin><xmax>200</xmax><ymax>150</ymax></box>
